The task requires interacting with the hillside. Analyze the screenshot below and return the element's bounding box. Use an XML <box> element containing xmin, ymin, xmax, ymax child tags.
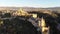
<box><xmin>0</xmin><ymin>7</ymin><xmax>60</xmax><ymax>34</ymax></box>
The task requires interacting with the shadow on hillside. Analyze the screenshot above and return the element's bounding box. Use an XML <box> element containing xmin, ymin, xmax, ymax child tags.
<box><xmin>0</xmin><ymin>11</ymin><xmax>60</xmax><ymax>34</ymax></box>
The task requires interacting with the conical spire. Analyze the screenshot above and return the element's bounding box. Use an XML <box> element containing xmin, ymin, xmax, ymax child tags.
<box><xmin>41</xmin><ymin>17</ymin><xmax>46</xmax><ymax>27</ymax></box>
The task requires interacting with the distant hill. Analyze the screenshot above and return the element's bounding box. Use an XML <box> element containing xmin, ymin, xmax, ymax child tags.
<box><xmin>44</xmin><ymin>7</ymin><xmax>60</xmax><ymax>13</ymax></box>
<box><xmin>0</xmin><ymin>7</ymin><xmax>60</xmax><ymax>13</ymax></box>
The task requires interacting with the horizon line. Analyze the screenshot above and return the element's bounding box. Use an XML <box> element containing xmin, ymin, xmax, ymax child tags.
<box><xmin>0</xmin><ymin>6</ymin><xmax>60</xmax><ymax>8</ymax></box>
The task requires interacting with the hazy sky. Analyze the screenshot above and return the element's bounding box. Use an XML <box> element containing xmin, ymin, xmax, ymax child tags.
<box><xmin>0</xmin><ymin>0</ymin><xmax>60</xmax><ymax>7</ymax></box>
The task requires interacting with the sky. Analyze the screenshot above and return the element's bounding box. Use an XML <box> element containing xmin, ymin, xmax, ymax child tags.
<box><xmin>0</xmin><ymin>0</ymin><xmax>60</xmax><ymax>8</ymax></box>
